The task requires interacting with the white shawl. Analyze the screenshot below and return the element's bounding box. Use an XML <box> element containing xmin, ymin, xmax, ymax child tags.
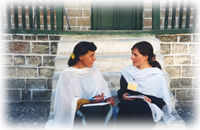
<box><xmin>121</xmin><ymin>65</ymin><xmax>175</xmax><ymax>125</ymax></box>
<box><xmin>46</xmin><ymin>65</ymin><xmax>112</xmax><ymax>129</ymax></box>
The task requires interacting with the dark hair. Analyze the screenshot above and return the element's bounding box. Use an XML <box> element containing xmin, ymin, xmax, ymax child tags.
<box><xmin>131</xmin><ymin>41</ymin><xmax>162</xmax><ymax>69</ymax></box>
<box><xmin>68</xmin><ymin>41</ymin><xmax>97</xmax><ymax>67</ymax></box>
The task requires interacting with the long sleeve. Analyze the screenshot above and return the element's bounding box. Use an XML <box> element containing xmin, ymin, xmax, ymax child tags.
<box><xmin>118</xmin><ymin>76</ymin><xmax>146</xmax><ymax>101</ymax></box>
<box><xmin>117</xmin><ymin>76</ymin><xmax>127</xmax><ymax>101</ymax></box>
<box><xmin>117</xmin><ymin>76</ymin><xmax>165</xmax><ymax>109</ymax></box>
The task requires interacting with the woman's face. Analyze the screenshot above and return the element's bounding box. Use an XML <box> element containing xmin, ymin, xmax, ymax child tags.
<box><xmin>80</xmin><ymin>51</ymin><xmax>96</xmax><ymax>68</ymax></box>
<box><xmin>131</xmin><ymin>48</ymin><xmax>148</xmax><ymax>68</ymax></box>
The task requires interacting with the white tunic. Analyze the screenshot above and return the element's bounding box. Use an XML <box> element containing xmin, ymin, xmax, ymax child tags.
<box><xmin>46</xmin><ymin>65</ymin><xmax>111</xmax><ymax>128</ymax></box>
<box><xmin>121</xmin><ymin>65</ymin><xmax>175</xmax><ymax>125</ymax></box>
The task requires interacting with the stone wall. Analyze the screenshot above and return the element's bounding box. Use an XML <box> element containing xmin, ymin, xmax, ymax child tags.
<box><xmin>1</xmin><ymin>34</ymin><xmax>60</xmax><ymax>102</ymax></box>
<box><xmin>1</xmin><ymin>33</ymin><xmax>199</xmax><ymax>104</ymax></box>
<box><xmin>156</xmin><ymin>33</ymin><xmax>200</xmax><ymax>104</ymax></box>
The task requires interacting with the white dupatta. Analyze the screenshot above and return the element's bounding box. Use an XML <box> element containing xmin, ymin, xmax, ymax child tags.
<box><xmin>46</xmin><ymin>65</ymin><xmax>111</xmax><ymax>128</ymax></box>
<box><xmin>121</xmin><ymin>65</ymin><xmax>175</xmax><ymax>125</ymax></box>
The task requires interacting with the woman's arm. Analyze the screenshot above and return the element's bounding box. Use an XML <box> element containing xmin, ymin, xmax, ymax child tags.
<box><xmin>146</xmin><ymin>95</ymin><xmax>166</xmax><ymax>109</ymax></box>
<box><xmin>117</xmin><ymin>76</ymin><xmax>128</xmax><ymax>101</ymax></box>
<box><xmin>118</xmin><ymin>76</ymin><xmax>142</xmax><ymax>101</ymax></box>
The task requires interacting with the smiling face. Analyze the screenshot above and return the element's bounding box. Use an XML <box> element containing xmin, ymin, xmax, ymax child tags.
<box><xmin>79</xmin><ymin>50</ymin><xmax>96</xmax><ymax>68</ymax></box>
<box><xmin>131</xmin><ymin>48</ymin><xmax>148</xmax><ymax>69</ymax></box>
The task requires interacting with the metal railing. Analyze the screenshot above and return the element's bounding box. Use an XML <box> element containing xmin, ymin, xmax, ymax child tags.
<box><xmin>3</xmin><ymin>0</ymin><xmax>198</xmax><ymax>34</ymax></box>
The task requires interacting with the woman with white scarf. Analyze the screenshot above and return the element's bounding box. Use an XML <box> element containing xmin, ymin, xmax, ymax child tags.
<box><xmin>46</xmin><ymin>41</ymin><xmax>115</xmax><ymax>129</ymax></box>
<box><xmin>117</xmin><ymin>41</ymin><xmax>174</xmax><ymax>128</ymax></box>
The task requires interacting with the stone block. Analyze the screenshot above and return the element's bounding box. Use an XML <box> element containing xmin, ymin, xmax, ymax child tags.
<box><xmin>77</xmin><ymin>18</ymin><xmax>90</xmax><ymax>26</ymax></box>
<box><xmin>176</xmin><ymin>89</ymin><xmax>198</xmax><ymax>101</ymax></box>
<box><xmin>175</xmin><ymin>55</ymin><xmax>191</xmax><ymax>64</ymax></box>
<box><xmin>17</xmin><ymin>67</ymin><xmax>37</xmax><ymax>77</ymax></box>
<box><xmin>24</xmin><ymin>35</ymin><xmax>32</xmax><ymax>40</ymax></box>
<box><xmin>164</xmin><ymin>56</ymin><xmax>174</xmax><ymax>65</ymax></box>
<box><xmin>103</xmin><ymin>72</ymin><xmax>120</xmax><ymax>89</ymax></box>
<box><xmin>192</xmin><ymin>55</ymin><xmax>200</xmax><ymax>64</ymax></box>
<box><xmin>26</xmin><ymin>56</ymin><xmax>41</xmax><ymax>66</ymax></box>
<box><xmin>155</xmin><ymin>35</ymin><xmax>177</xmax><ymax>42</ymax></box>
<box><xmin>6</xmin><ymin>90</ymin><xmax>21</xmax><ymax>101</ymax></box>
<box><xmin>3</xmin><ymin>35</ymin><xmax>11</xmax><ymax>40</ymax></box>
<box><xmin>39</xmin><ymin>68</ymin><xmax>54</xmax><ymax>78</ymax></box>
<box><xmin>32</xmin><ymin>90</ymin><xmax>51</xmax><ymax>101</ymax></box>
<box><xmin>143</xmin><ymin>19</ymin><xmax>152</xmax><ymax>26</ymax></box>
<box><xmin>182</xmin><ymin>66</ymin><xmax>199</xmax><ymax>77</ymax></box>
<box><xmin>189</xmin><ymin>44</ymin><xmax>199</xmax><ymax>54</ymax></box>
<box><xmin>26</xmin><ymin>79</ymin><xmax>47</xmax><ymax>89</ymax></box>
<box><xmin>172</xmin><ymin>44</ymin><xmax>187</xmax><ymax>54</ymax></box>
<box><xmin>12</xmin><ymin>35</ymin><xmax>23</xmax><ymax>40</ymax></box>
<box><xmin>144</xmin><ymin>10</ymin><xmax>152</xmax><ymax>17</ymax></box>
<box><xmin>32</xmin><ymin>35</ymin><xmax>37</xmax><ymax>40</ymax></box>
<box><xmin>9</xmin><ymin>42</ymin><xmax>30</xmax><ymax>54</ymax></box>
<box><xmin>70</xmin><ymin>27</ymin><xmax>81</xmax><ymax>31</ymax></box>
<box><xmin>67</xmin><ymin>9</ymin><xmax>82</xmax><ymax>17</ymax></box>
<box><xmin>32</xmin><ymin>42</ymin><xmax>49</xmax><ymax>54</ymax></box>
<box><xmin>194</xmin><ymin>78</ymin><xmax>199</xmax><ymax>88</ymax></box>
<box><xmin>14</xmin><ymin>56</ymin><xmax>25</xmax><ymax>65</ymax></box>
<box><xmin>5</xmin><ymin>78</ymin><xmax>25</xmax><ymax>88</ymax></box>
<box><xmin>66</xmin><ymin>18</ymin><xmax>76</xmax><ymax>26</ymax></box>
<box><xmin>83</xmin><ymin>10</ymin><xmax>91</xmax><ymax>17</ymax></box>
<box><xmin>80</xmin><ymin>27</ymin><xmax>88</xmax><ymax>31</ymax></box>
<box><xmin>166</xmin><ymin>66</ymin><xmax>181</xmax><ymax>77</ymax></box>
<box><xmin>170</xmin><ymin>78</ymin><xmax>193</xmax><ymax>88</ymax></box>
<box><xmin>3</xmin><ymin>67</ymin><xmax>16</xmax><ymax>77</ymax></box>
<box><xmin>22</xmin><ymin>90</ymin><xmax>31</xmax><ymax>100</ymax></box>
<box><xmin>160</xmin><ymin>44</ymin><xmax>170</xmax><ymax>54</ymax></box>
<box><xmin>38</xmin><ymin>35</ymin><xmax>48</xmax><ymax>41</ymax></box>
<box><xmin>193</xmin><ymin>34</ymin><xmax>200</xmax><ymax>42</ymax></box>
<box><xmin>49</xmin><ymin>36</ymin><xmax>60</xmax><ymax>41</ymax></box>
<box><xmin>179</xmin><ymin>35</ymin><xmax>191</xmax><ymax>42</ymax></box>
<box><xmin>51</xmin><ymin>42</ymin><xmax>58</xmax><ymax>54</ymax></box>
<box><xmin>43</xmin><ymin>56</ymin><xmax>56</xmax><ymax>66</ymax></box>
<box><xmin>3</xmin><ymin>55</ymin><xmax>13</xmax><ymax>65</ymax></box>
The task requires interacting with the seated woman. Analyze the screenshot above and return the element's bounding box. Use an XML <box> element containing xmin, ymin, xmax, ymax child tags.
<box><xmin>46</xmin><ymin>41</ymin><xmax>115</xmax><ymax>128</ymax></box>
<box><xmin>117</xmin><ymin>41</ymin><xmax>174</xmax><ymax>127</ymax></box>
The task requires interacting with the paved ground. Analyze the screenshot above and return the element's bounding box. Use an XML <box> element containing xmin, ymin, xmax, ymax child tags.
<box><xmin>2</xmin><ymin>102</ymin><xmax>198</xmax><ymax>129</ymax></box>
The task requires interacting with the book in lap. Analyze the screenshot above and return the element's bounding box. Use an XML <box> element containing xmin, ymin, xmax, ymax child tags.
<box><xmin>83</xmin><ymin>102</ymin><xmax>109</xmax><ymax>107</ymax></box>
<box><xmin>126</xmin><ymin>95</ymin><xmax>144</xmax><ymax>99</ymax></box>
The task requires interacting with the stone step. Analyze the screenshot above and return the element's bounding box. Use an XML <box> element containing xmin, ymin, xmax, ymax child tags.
<box><xmin>54</xmin><ymin>54</ymin><xmax>164</xmax><ymax>73</ymax></box>
<box><xmin>54</xmin><ymin>37</ymin><xmax>164</xmax><ymax>74</ymax></box>
<box><xmin>57</xmin><ymin>37</ymin><xmax>161</xmax><ymax>56</ymax></box>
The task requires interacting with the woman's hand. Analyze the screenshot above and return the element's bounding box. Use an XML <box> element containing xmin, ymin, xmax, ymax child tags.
<box><xmin>104</xmin><ymin>97</ymin><xmax>115</xmax><ymax>106</ymax></box>
<box><xmin>144</xmin><ymin>96</ymin><xmax>151</xmax><ymax>103</ymax></box>
<box><xmin>76</xmin><ymin>98</ymin><xmax>90</xmax><ymax>111</ymax></box>
<box><xmin>122</xmin><ymin>93</ymin><xmax>132</xmax><ymax>101</ymax></box>
<box><xmin>90</xmin><ymin>92</ymin><xmax>104</xmax><ymax>103</ymax></box>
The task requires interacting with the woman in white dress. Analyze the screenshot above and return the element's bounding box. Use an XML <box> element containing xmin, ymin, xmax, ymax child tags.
<box><xmin>46</xmin><ymin>41</ymin><xmax>115</xmax><ymax>129</ymax></box>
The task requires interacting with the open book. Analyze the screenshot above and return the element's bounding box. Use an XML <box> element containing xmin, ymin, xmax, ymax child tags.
<box><xmin>83</xmin><ymin>102</ymin><xmax>109</xmax><ymax>107</ymax></box>
<box><xmin>126</xmin><ymin>95</ymin><xmax>144</xmax><ymax>99</ymax></box>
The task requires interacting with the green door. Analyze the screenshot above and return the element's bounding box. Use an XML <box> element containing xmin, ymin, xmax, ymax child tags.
<box><xmin>91</xmin><ymin>1</ymin><xmax>143</xmax><ymax>30</ymax></box>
